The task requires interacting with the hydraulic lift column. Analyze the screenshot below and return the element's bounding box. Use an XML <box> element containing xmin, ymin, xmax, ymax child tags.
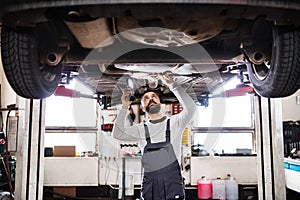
<box><xmin>254</xmin><ymin>96</ymin><xmax>286</xmax><ymax>200</ymax></box>
<box><xmin>14</xmin><ymin>98</ymin><xmax>45</xmax><ymax>200</ymax></box>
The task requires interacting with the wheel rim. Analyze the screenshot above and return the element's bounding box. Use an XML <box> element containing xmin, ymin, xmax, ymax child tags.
<box><xmin>41</xmin><ymin>66</ymin><xmax>59</xmax><ymax>82</ymax></box>
<box><xmin>251</xmin><ymin>60</ymin><xmax>271</xmax><ymax>81</ymax></box>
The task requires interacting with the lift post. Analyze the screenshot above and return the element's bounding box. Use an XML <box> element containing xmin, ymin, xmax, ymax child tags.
<box><xmin>254</xmin><ymin>96</ymin><xmax>286</xmax><ymax>200</ymax></box>
<box><xmin>14</xmin><ymin>98</ymin><xmax>45</xmax><ymax>200</ymax></box>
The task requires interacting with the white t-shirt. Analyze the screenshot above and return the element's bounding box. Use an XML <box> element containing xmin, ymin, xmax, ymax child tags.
<box><xmin>112</xmin><ymin>82</ymin><xmax>196</xmax><ymax>163</ymax></box>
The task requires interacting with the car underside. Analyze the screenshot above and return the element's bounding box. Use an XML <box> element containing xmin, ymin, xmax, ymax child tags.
<box><xmin>0</xmin><ymin>1</ymin><xmax>300</xmax><ymax>104</ymax></box>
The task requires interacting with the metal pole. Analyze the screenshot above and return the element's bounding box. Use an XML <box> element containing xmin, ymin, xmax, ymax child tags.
<box><xmin>122</xmin><ymin>157</ymin><xmax>126</xmax><ymax>200</ymax></box>
<box><xmin>254</xmin><ymin>96</ymin><xmax>286</xmax><ymax>200</ymax></box>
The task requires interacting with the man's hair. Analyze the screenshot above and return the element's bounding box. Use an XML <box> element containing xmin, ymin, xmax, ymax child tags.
<box><xmin>140</xmin><ymin>90</ymin><xmax>161</xmax><ymax>107</ymax></box>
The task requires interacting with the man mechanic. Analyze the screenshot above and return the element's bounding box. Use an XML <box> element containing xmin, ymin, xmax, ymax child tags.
<box><xmin>112</xmin><ymin>72</ymin><xmax>196</xmax><ymax>200</ymax></box>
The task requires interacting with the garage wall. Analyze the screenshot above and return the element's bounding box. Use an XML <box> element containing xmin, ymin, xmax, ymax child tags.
<box><xmin>281</xmin><ymin>89</ymin><xmax>300</xmax><ymax>121</ymax></box>
<box><xmin>0</xmin><ymin>57</ymin><xmax>17</xmax><ymax>108</ymax></box>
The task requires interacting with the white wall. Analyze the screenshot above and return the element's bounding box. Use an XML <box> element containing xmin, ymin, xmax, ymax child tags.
<box><xmin>0</xmin><ymin>51</ymin><xmax>17</xmax><ymax>108</ymax></box>
<box><xmin>281</xmin><ymin>89</ymin><xmax>300</xmax><ymax>121</ymax></box>
<box><xmin>190</xmin><ymin>156</ymin><xmax>257</xmax><ymax>185</ymax></box>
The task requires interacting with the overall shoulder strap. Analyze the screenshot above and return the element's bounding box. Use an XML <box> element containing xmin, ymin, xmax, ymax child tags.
<box><xmin>166</xmin><ymin>118</ymin><xmax>170</xmax><ymax>142</ymax></box>
<box><xmin>143</xmin><ymin>123</ymin><xmax>151</xmax><ymax>144</ymax></box>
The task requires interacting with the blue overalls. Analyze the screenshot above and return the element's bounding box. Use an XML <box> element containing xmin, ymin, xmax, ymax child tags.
<box><xmin>141</xmin><ymin>119</ymin><xmax>185</xmax><ymax>200</ymax></box>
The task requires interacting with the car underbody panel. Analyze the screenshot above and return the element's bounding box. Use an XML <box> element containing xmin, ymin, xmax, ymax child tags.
<box><xmin>0</xmin><ymin>1</ymin><xmax>300</xmax><ymax>100</ymax></box>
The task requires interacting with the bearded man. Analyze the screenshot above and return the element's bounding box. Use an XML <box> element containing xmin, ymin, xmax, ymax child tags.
<box><xmin>112</xmin><ymin>72</ymin><xmax>196</xmax><ymax>200</ymax></box>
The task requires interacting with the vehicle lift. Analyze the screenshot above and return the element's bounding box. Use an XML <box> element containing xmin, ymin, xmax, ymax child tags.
<box><xmin>0</xmin><ymin>98</ymin><xmax>46</xmax><ymax>200</ymax></box>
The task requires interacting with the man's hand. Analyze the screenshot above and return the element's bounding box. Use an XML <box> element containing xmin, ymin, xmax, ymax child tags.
<box><xmin>121</xmin><ymin>88</ymin><xmax>132</xmax><ymax>109</ymax></box>
<box><xmin>160</xmin><ymin>71</ymin><xmax>174</xmax><ymax>84</ymax></box>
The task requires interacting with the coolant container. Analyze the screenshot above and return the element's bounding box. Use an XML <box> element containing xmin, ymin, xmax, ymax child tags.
<box><xmin>197</xmin><ymin>176</ymin><xmax>212</xmax><ymax>199</ymax></box>
<box><xmin>212</xmin><ymin>177</ymin><xmax>226</xmax><ymax>200</ymax></box>
<box><xmin>225</xmin><ymin>176</ymin><xmax>239</xmax><ymax>200</ymax></box>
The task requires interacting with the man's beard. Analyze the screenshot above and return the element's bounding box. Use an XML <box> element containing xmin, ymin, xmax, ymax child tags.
<box><xmin>146</xmin><ymin>101</ymin><xmax>161</xmax><ymax>114</ymax></box>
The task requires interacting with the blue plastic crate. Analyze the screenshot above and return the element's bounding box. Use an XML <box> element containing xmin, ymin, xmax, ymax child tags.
<box><xmin>289</xmin><ymin>164</ymin><xmax>300</xmax><ymax>172</ymax></box>
<box><xmin>284</xmin><ymin>162</ymin><xmax>290</xmax><ymax>169</ymax></box>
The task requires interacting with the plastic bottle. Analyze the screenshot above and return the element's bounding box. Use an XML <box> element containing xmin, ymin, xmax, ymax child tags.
<box><xmin>197</xmin><ymin>176</ymin><xmax>212</xmax><ymax>199</ymax></box>
<box><xmin>212</xmin><ymin>177</ymin><xmax>226</xmax><ymax>200</ymax></box>
<box><xmin>225</xmin><ymin>174</ymin><xmax>239</xmax><ymax>200</ymax></box>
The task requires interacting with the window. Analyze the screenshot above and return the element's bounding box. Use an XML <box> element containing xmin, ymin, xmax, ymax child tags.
<box><xmin>193</xmin><ymin>132</ymin><xmax>253</xmax><ymax>154</ymax></box>
<box><xmin>44</xmin><ymin>132</ymin><xmax>97</xmax><ymax>154</ymax></box>
<box><xmin>44</xmin><ymin>80</ymin><xmax>98</xmax><ymax>154</ymax></box>
<box><xmin>193</xmin><ymin>95</ymin><xmax>253</xmax><ymax>128</ymax></box>
<box><xmin>193</xmin><ymin>77</ymin><xmax>253</xmax><ymax>128</ymax></box>
<box><xmin>192</xmin><ymin>76</ymin><xmax>255</xmax><ymax>154</ymax></box>
<box><xmin>45</xmin><ymin>80</ymin><xmax>97</xmax><ymax>127</ymax></box>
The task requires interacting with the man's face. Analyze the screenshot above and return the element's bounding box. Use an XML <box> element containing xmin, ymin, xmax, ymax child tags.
<box><xmin>142</xmin><ymin>92</ymin><xmax>161</xmax><ymax>114</ymax></box>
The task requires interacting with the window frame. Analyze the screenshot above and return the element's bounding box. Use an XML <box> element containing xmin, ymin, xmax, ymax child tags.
<box><xmin>192</xmin><ymin>94</ymin><xmax>256</xmax><ymax>153</ymax></box>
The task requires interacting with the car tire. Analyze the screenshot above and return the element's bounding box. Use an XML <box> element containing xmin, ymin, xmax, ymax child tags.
<box><xmin>1</xmin><ymin>26</ymin><xmax>62</xmax><ymax>99</ymax></box>
<box><xmin>247</xmin><ymin>27</ymin><xmax>300</xmax><ymax>98</ymax></box>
